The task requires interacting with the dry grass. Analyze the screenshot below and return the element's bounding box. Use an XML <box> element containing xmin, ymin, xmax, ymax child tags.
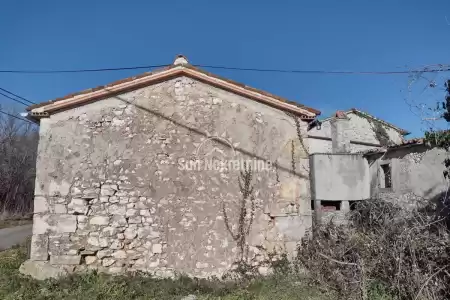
<box><xmin>296</xmin><ymin>198</ymin><xmax>450</xmax><ymax>300</ymax></box>
<box><xmin>0</xmin><ymin>245</ymin><xmax>334</xmax><ymax>300</ymax></box>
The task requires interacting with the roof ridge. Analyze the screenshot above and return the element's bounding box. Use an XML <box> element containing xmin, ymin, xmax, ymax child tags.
<box><xmin>319</xmin><ymin>108</ymin><xmax>410</xmax><ymax>135</ymax></box>
<box><xmin>27</xmin><ymin>59</ymin><xmax>320</xmax><ymax>119</ymax></box>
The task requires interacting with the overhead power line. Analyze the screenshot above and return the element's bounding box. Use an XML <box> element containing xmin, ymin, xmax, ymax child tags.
<box><xmin>0</xmin><ymin>64</ymin><xmax>169</xmax><ymax>74</ymax></box>
<box><xmin>0</xmin><ymin>63</ymin><xmax>449</xmax><ymax>75</ymax></box>
<box><xmin>0</xmin><ymin>87</ymin><xmax>35</xmax><ymax>104</ymax></box>
<box><xmin>0</xmin><ymin>91</ymin><xmax>30</xmax><ymax>106</ymax></box>
<box><xmin>197</xmin><ymin>64</ymin><xmax>450</xmax><ymax>75</ymax></box>
<box><xmin>0</xmin><ymin>109</ymin><xmax>34</xmax><ymax>125</ymax></box>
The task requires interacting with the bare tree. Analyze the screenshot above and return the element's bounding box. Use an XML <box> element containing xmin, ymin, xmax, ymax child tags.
<box><xmin>0</xmin><ymin>111</ymin><xmax>38</xmax><ymax>216</ymax></box>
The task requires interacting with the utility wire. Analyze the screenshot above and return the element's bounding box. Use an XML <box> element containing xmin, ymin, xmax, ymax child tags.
<box><xmin>196</xmin><ymin>64</ymin><xmax>450</xmax><ymax>75</ymax></box>
<box><xmin>0</xmin><ymin>63</ymin><xmax>449</xmax><ymax>75</ymax></box>
<box><xmin>0</xmin><ymin>91</ymin><xmax>31</xmax><ymax>107</ymax></box>
<box><xmin>0</xmin><ymin>109</ymin><xmax>34</xmax><ymax>125</ymax></box>
<box><xmin>0</xmin><ymin>87</ymin><xmax>35</xmax><ymax>104</ymax></box>
<box><xmin>0</xmin><ymin>64</ymin><xmax>169</xmax><ymax>74</ymax></box>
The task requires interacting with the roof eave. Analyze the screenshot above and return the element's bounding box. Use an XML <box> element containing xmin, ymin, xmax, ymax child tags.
<box><xmin>28</xmin><ymin>65</ymin><xmax>319</xmax><ymax>120</ymax></box>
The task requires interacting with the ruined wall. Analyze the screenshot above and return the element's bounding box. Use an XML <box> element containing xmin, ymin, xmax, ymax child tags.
<box><xmin>369</xmin><ymin>146</ymin><xmax>448</xmax><ymax>209</ymax></box>
<box><xmin>308</xmin><ymin>112</ymin><xmax>404</xmax><ymax>154</ymax></box>
<box><xmin>28</xmin><ymin>76</ymin><xmax>312</xmax><ymax>278</ymax></box>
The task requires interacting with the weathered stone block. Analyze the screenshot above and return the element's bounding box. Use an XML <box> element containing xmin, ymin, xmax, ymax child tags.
<box><xmin>51</xmin><ymin>215</ymin><xmax>77</xmax><ymax>233</ymax></box>
<box><xmin>54</xmin><ymin>204</ymin><xmax>67</xmax><ymax>214</ymax></box>
<box><xmin>33</xmin><ymin>214</ymin><xmax>50</xmax><ymax>234</ymax></box>
<box><xmin>110</xmin><ymin>240</ymin><xmax>124</xmax><ymax>250</ymax></box>
<box><xmin>77</xmin><ymin>215</ymin><xmax>88</xmax><ymax>223</ymax></box>
<box><xmin>108</xmin><ymin>204</ymin><xmax>126</xmax><ymax>215</ymax></box>
<box><xmin>102</xmin><ymin>258</ymin><xmax>115</xmax><ymax>267</ymax></box>
<box><xmin>140</xmin><ymin>209</ymin><xmax>151</xmax><ymax>217</ymax></box>
<box><xmin>82</xmin><ymin>188</ymin><xmax>99</xmax><ymax>199</ymax></box>
<box><xmin>30</xmin><ymin>234</ymin><xmax>49</xmax><ymax>261</ymax></box>
<box><xmin>50</xmin><ymin>255</ymin><xmax>81</xmax><ymax>265</ymax></box>
<box><xmin>20</xmin><ymin>260</ymin><xmax>68</xmax><ymax>280</ymax></box>
<box><xmin>97</xmin><ymin>249</ymin><xmax>113</xmax><ymax>259</ymax></box>
<box><xmin>89</xmin><ymin>216</ymin><xmax>110</xmax><ymax>225</ymax></box>
<box><xmin>68</xmin><ymin>198</ymin><xmax>88</xmax><ymax>215</ymax></box>
<box><xmin>34</xmin><ymin>196</ymin><xmax>49</xmax><ymax>213</ymax></box>
<box><xmin>125</xmin><ymin>209</ymin><xmax>138</xmax><ymax>217</ymax></box>
<box><xmin>101</xmin><ymin>185</ymin><xmax>117</xmax><ymax>196</ymax></box>
<box><xmin>112</xmin><ymin>250</ymin><xmax>127</xmax><ymax>259</ymax></box>
<box><xmin>128</xmin><ymin>216</ymin><xmax>142</xmax><ymax>224</ymax></box>
<box><xmin>110</xmin><ymin>216</ymin><xmax>127</xmax><ymax>227</ymax></box>
<box><xmin>102</xmin><ymin>226</ymin><xmax>118</xmax><ymax>237</ymax></box>
<box><xmin>124</xmin><ymin>227</ymin><xmax>137</xmax><ymax>239</ymax></box>
<box><xmin>85</xmin><ymin>256</ymin><xmax>97</xmax><ymax>265</ymax></box>
<box><xmin>152</xmin><ymin>244</ymin><xmax>162</xmax><ymax>254</ymax></box>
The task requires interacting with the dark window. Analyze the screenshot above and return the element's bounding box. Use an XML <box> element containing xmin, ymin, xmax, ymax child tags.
<box><xmin>380</xmin><ymin>163</ymin><xmax>392</xmax><ymax>189</ymax></box>
<box><xmin>320</xmin><ymin>201</ymin><xmax>341</xmax><ymax>211</ymax></box>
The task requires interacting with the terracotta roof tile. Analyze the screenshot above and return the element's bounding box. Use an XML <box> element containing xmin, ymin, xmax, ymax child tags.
<box><xmin>27</xmin><ymin>63</ymin><xmax>320</xmax><ymax>116</ymax></box>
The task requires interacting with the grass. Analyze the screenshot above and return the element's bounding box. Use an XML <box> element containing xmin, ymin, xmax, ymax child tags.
<box><xmin>0</xmin><ymin>245</ymin><xmax>336</xmax><ymax>300</ymax></box>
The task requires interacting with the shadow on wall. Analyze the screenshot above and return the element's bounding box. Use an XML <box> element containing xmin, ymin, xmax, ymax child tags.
<box><xmin>102</xmin><ymin>88</ymin><xmax>308</xmax><ymax>180</ymax></box>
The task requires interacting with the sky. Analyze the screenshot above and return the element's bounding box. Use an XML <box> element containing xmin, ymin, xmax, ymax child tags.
<box><xmin>1</xmin><ymin>0</ymin><xmax>450</xmax><ymax>137</ymax></box>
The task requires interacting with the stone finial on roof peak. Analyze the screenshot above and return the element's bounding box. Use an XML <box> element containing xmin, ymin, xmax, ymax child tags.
<box><xmin>334</xmin><ymin>110</ymin><xmax>348</xmax><ymax>119</ymax></box>
<box><xmin>173</xmin><ymin>54</ymin><xmax>189</xmax><ymax>65</ymax></box>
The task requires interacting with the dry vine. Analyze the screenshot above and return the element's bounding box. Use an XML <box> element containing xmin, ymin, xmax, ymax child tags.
<box><xmin>222</xmin><ymin>161</ymin><xmax>256</xmax><ymax>271</ymax></box>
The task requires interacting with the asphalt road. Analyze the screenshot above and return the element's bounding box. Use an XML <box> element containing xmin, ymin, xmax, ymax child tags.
<box><xmin>0</xmin><ymin>224</ymin><xmax>32</xmax><ymax>251</ymax></box>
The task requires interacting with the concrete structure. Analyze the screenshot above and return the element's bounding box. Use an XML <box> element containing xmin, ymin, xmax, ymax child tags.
<box><xmin>308</xmin><ymin>109</ymin><xmax>409</xmax><ymax>154</ymax></box>
<box><xmin>22</xmin><ymin>55</ymin><xmax>320</xmax><ymax>279</ymax></box>
<box><xmin>310</xmin><ymin>153</ymin><xmax>370</xmax><ymax>224</ymax></box>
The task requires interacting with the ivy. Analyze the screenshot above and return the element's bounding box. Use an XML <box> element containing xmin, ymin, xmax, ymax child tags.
<box><xmin>353</xmin><ymin>111</ymin><xmax>391</xmax><ymax>146</ymax></box>
<box><xmin>372</xmin><ymin>122</ymin><xmax>391</xmax><ymax>147</ymax></box>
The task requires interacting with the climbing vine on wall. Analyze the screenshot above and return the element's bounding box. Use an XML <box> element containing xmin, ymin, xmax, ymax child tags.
<box><xmin>292</xmin><ymin>114</ymin><xmax>310</xmax><ymax>156</ymax></box>
<box><xmin>222</xmin><ymin>162</ymin><xmax>256</xmax><ymax>268</ymax></box>
<box><xmin>353</xmin><ymin>111</ymin><xmax>391</xmax><ymax>146</ymax></box>
<box><xmin>372</xmin><ymin>122</ymin><xmax>391</xmax><ymax>147</ymax></box>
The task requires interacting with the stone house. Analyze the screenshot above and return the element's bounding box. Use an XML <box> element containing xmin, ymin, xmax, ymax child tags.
<box><xmin>310</xmin><ymin>130</ymin><xmax>448</xmax><ymax>224</ymax></box>
<box><xmin>22</xmin><ymin>55</ymin><xmax>321</xmax><ymax>278</ymax></box>
<box><xmin>364</xmin><ymin>139</ymin><xmax>448</xmax><ymax>210</ymax></box>
<box><xmin>308</xmin><ymin>108</ymin><xmax>409</xmax><ymax>154</ymax></box>
<box><xmin>307</xmin><ymin>109</ymin><xmax>409</xmax><ymax>222</ymax></box>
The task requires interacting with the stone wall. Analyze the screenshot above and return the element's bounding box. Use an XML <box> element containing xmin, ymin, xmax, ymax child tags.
<box><xmin>368</xmin><ymin>145</ymin><xmax>448</xmax><ymax>209</ymax></box>
<box><xmin>308</xmin><ymin>111</ymin><xmax>405</xmax><ymax>154</ymax></box>
<box><xmin>27</xmin><ymin>76</ymin><xmax>312</xmax><ymax>278</ymax></box>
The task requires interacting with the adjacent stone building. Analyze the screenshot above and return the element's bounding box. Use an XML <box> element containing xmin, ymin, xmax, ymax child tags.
<box><xmin>307</xmin><ymin>109</ymin><xmax>409</xmax><ymax>223</ymax></box>
<box><xmin>308</xmin><ymin>109</ymin><xmax>409</xmax><ymax>154</ymax></box>
<box><xmin>21</xmin><ymin>55</ymin><xmax>321</xmax><ymax>279</ymax></box>
<box><xmin>364</xmin><ymin>139</ymin><xmax>448</xmax><ymax>210</ymax></box>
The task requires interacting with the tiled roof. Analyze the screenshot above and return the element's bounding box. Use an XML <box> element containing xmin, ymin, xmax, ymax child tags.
<box><xmin>27</xmin><ymin>55</ymin><xmax>320</xmax><ymax>119</ymax></box>
<box><xmin>360</xmin><ymin>137</ymin><xmax>427</xmax><ymax>155</ymax></box>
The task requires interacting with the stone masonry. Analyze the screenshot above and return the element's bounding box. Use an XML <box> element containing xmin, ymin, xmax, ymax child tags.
<box><xmin>25</xmin><ymin>71</ymin><xmax>314</xmax><ymax>278</ymax></box>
